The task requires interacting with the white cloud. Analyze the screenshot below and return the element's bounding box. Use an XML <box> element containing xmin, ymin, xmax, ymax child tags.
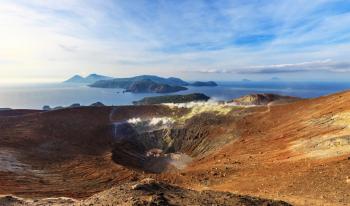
<box><xmin>0</xmin><ymin>0</ymin><xmax>349</xmax><ymax>81</ymax></box>
<box><xmin>195</xmin><ymin>59</ymin><xmax>350</xmax><ymax>74</ymax></box>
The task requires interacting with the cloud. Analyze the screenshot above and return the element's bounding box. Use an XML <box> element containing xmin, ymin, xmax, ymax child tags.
<box><xmin>196</xmin><ymin>60</ymin><xmax>350</xmax><ymax>74</ymax></box>
<box><xmin>1</xmin><ymin>0</ymin><xmax>350</xmax><ymax>81</ymax></box>
<box><xmin>59</xmin><ymin>44</ymin><xmax>78</xmax><ymax>52</ymax></box>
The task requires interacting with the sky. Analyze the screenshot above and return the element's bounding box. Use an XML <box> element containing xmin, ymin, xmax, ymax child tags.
<box><xmin>1</xmin><ymin>0</ymin><xmax>350</xmax><ymax>82</ymax></box>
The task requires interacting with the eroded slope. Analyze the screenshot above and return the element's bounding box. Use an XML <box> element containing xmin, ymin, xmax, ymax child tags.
<box><xmin>0</xmin><ymin>91</ymin><xmax>350</xmax><ymax>205</ymax></box>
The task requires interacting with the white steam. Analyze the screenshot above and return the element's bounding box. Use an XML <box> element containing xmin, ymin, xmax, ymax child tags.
<box><xmin>149</xmin><ymin>117</ymin><xmax>175</xmax><ymax>126</ymax></box>
<box><xmin>127</xmin><ymin>117</ymin><xmax>174</xmax><ymax>126</ymax></box>
<box><xmin>127</xmin><ymin>117</ymin><xmax>142</xmax><ymax>124</ymax></box>
<box><xmin>126</xmin><ymin>117</ymin><xmax>175</xmax><ymax>132</ymax></box>
<box><xmin>164</xmin><ymin>101</ymin><xmax>239</xmax><ymax>121</ymax></box>
<box><xmin>163</xmin><ymin>100</ymin><xmax>253</xmax><ymax>108</ymax></box>
<box><xmin>162</xmin><ymin>100</ymin><xmax>222</xmax><ymax>108</ymax></box>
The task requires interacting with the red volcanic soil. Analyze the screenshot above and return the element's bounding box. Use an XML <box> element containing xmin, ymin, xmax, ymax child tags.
<box><xmin>0</xmin><ymin>105</ymin><xmax>181</xmax><ymax>198</ymax></box>
<box><xmin>180</xmin><ymin>92</ymin><xmax>350</xmax><ymax>206</ymax></box>
<box><xmin>0</xmin><ymin>92</ymin><xmax>350</xmax><ymax>205</ymax></box>
<box><xmin>0</xmin><ymin>109</ymin><xmax>41</xmax><ymax>117</ymax></box>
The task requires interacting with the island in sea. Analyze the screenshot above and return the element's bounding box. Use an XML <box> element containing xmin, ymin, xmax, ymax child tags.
<box><xmin>190</xmin><ymin>81</ymin><xmax>218</xmax><ymax>87</ymax></box>
<box><xmin>133</xmin><ymin>93</ymin><xmax>210</xmax><ymax>105</ymax></box>
<box><xmin>64</xmin><ymin>74</ymin><xmax>113</xmax><ymax>84</ymax></box>
<box><xmin>64</xmin><ymin>74</ymin><xmax>217</xmax><ymax>93</ymax></box>
<box><xmin>124</xmin><ymin>79</ymin><xmax>187</xmax><ymax>93</ymax></box>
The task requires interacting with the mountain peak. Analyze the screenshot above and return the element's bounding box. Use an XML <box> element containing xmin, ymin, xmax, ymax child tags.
<box><xmin>64</xmin><ymin>75</ymin><xmax>84</xmax><ymax>83</ymax></box>
<box><xmin>64</xmin><ymin>74</ymin><xmax>112</xmax><ymax>84</ymax></box>
<box><xmin>86</xmin><ymin>73</ymin><xmax>101</xmax><ymax>78</ymax></box>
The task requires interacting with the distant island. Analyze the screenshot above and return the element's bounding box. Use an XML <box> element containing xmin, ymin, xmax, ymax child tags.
<box><xmin>80</xmin><ymin>74</ymin><xmax>218</xmax><ymax>93</ymax></box>
<box><xmin>64</xmin><ymin>74</ymin><xmax>112</xmax><ymax>84</ymax></box>
<box><xmin>90</xmin><ymin>75</ymin><xmax>187</xmax><ymax>87</ymax></box>
<box><xmin>133</xmin><ymin>93</ymin><xmax>210</xmax><ymax>105</ymax></box>
<box><xmin>190</xmin><ymin>81</ymin><xmax>217</xmax><ymax>87</ymax></box>
<box><xmin>43</xmin><ymin>102</ymin><xmax>105</xmax><ymax>111</ymax></box>
<box><xmin>124</xmin><ymin>79</ymin><xmax>187</xmax><ymax>93</ymax></box>
<box><xmin>64</xmin><ymin>74</ymin><xmax>218</xmax><ymax>93</ymax></box>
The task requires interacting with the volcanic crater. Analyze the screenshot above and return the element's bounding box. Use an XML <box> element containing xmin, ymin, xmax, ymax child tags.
<box><xmin>0</xmin><ymin>92</ymin><xmax>350</xmax><ymax>205</ymax></box>
<box><xmin>110</xmin><ymin>111</ymin><xmax>236</xmax><ymax>173</ymax></box>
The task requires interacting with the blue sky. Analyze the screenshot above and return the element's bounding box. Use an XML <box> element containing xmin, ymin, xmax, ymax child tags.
<box><xmin>0</xmin><ymin>0</ymin><xmax>350</xmax><ymax>82</ymax></box>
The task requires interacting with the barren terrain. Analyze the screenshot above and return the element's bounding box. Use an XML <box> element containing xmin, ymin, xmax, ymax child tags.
<box><xmin>0</xmin><ymin>91</ymin><xmax>350</xmax><ymax>205</ymax></box>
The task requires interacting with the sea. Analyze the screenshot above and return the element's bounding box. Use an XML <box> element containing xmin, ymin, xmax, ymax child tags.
<box><xmin>1</xmin><ymin>81</ymin><xmax>350</xmax><ymax>109</ymax></box>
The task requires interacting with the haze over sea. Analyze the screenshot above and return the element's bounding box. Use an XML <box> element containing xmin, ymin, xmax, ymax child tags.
<box><xmin>1</xmin><ymin>81</ymin><xmax>350</xmax><ymax>109</ymax></box>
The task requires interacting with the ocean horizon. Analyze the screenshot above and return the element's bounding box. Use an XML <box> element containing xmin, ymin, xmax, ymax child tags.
<box><xmin>1</xmin><ymin>81</ymin><xmax>350</xmax><ymax>109</ymax></box>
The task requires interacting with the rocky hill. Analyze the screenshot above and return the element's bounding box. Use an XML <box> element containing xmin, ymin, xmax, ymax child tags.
<box><xmin>230</xmin><ymin>93</ymin><xmax>301</xmax><ymax>105</ymax></box>
<box><xmin>133</xmin><ymin>93</ymin><xmax>210</xmax><ymax>105</ymax></box>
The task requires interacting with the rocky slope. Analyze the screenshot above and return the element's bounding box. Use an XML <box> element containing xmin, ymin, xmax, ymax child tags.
<box><xmin>0</xmin><ymin>178</ymin><xmax>290</xmax><ymax>206</ymax></box>
<box><xmin>133</xmin><ymin>93</ymin><xmax>210</xmax><ymax>105</ymax></box>
<box><xmin>0</xmin><ymin>91</ymin><xmax>350</xmax><ymax>205</ymax></box>
<box><xmin>229</xmin><ymin>93</ymin><xmax>301</xmax><ymax>105</ymax></box>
